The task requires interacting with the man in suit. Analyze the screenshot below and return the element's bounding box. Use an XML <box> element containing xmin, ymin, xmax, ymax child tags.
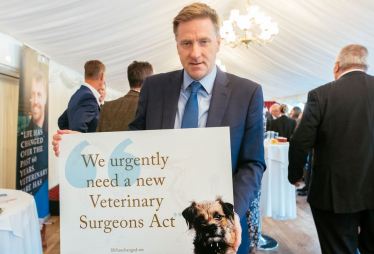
<box><xmin>270</xmin><ymin>104</ymin><xmax>296</xmax><ymax>140</ymax></box>
<box><xmin>58</xmin><ymin>60</ymin><xmax>105</xmax><ymax>132</ymax></box>
<box><xmin>265</xmin><ymin>103</ymin><xmax>280</xmax><ymax>131</ymax></box>
<box><xmin>264</xmin><ymin>105</ymin><xmax>272</xmax><ymax>132</ymax></box>
<box><xmin>128</xmin><ymin>3</ymin><xmax>265</xmax><ymax>253</ymax></box>
<box><xmin>96</xmin><ymin>61</ymin><xmax>153</xmax><ymax>132</ymax></box>
<box><xmin>289</xmin><ymin>44</ymin><xmax>374</xmax><ymax>253</ymax></box>
<box><xmin>52</xmin><ymin>4</ymin><xmax>265</xmax><ymax>253</ymax></box>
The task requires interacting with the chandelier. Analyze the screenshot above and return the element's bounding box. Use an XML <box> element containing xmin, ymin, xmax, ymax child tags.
<box><xmin>220</xmin><ymin>1</ymin><xmax>279</xmax><ymax>47</ymax></box>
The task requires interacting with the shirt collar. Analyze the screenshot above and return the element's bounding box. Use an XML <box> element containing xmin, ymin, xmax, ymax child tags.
<box><xmin>182</xmin><ymin>65</ymin><xmax>217</xmax><ymax>95</ymax></box>
<box><xmin>83</xmin><ymin>82</ymin><xmax>101</xmax><ymax>105</ymax></box>
<box><xmin>338</xmin><ymin>69</ymin><xmax>365</xmax><ymax>80</ymax></box>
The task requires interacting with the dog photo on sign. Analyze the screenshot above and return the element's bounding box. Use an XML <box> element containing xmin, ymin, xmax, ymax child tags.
<box><xmin>182</xmin><ymin>197</ymin><xmax>236</xmax><ymax>254</ymax></box>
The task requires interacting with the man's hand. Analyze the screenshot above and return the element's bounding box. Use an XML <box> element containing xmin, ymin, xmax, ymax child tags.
<box><xmin>52</xmin><ymin>130</ymin><xmax>80</xmax><ymax>157</ymax></box>
<box><xmin>292</xmin><ymin>178</ymin><xmax>303</xmax><ymax>187</ymax></box>
<box><xmin>233</xmin><ymin>213</ymin><xmax>242</xmax><ymax>252</ymax></box>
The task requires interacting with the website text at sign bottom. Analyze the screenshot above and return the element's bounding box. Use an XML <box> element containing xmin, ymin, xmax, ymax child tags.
<box><xmin>111</xmin><ymin>248</ymin><xmax>144</xmax><ymax>253</ymax></box>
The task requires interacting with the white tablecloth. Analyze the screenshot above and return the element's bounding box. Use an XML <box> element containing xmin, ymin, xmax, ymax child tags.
<box><xmin>259</xmin><ymin>142</ymin><xmax>297</xmax><ymax>220</ymax></box>
<box><xmin>0</xmin><ymin>189</ymin><xmax>43</xmax><ymax>254</ymax></box>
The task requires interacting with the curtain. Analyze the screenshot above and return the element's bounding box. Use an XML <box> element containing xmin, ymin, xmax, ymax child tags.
<box><xmin>0</xmin><ymin>74</ymin><xmax>19</xmax><ymax>189</ymax></box>
<box><xmin>264</xmin><ymin>101</ymin><xmax>277</xmax><ymax>111</ymax></box>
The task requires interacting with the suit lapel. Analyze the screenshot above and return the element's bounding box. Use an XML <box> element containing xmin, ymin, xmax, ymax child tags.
<box><xmin>162</xmin><ymin>70</ymin><xmax>184</xmax><ymax>129</ymax></box>
<box><xmin>206</xmin><ymin>68</ymin><xmax>231</xmax><ymax>127</ymax></box>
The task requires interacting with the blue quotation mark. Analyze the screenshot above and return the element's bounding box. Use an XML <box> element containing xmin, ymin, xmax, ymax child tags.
<box><xmin>65</xmin><ymin>139</ymin><xmax>141</xmax><ymax>188</ymax></box>
<box><xmin>65</xmin><ymin>141</ymin><xmax>97</xmax><ymax>188</ymax></box>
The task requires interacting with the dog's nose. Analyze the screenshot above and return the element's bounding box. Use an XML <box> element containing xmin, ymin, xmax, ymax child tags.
<box><xmin>206</xmin><ymin>224</ymin><xmax>217</xmax><ymax>233</ymax></box>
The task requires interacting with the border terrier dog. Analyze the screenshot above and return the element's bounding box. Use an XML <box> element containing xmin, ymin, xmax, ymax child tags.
<box><xmin>182</xmin><ymin>197</ymin><xmax>236</xmax><ymax>254</ymax></box>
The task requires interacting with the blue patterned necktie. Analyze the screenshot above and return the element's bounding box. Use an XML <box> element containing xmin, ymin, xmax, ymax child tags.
<box><xmin>181</xmin><ymin>81</ymin><xmax>202</xmax><ymax>128</ymax></box>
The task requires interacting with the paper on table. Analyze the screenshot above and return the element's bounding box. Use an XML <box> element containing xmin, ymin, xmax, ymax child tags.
<box><xmin>0</xmin><ymin>196</ymin><xmax>17</xmax><ymax>204</ymax></box>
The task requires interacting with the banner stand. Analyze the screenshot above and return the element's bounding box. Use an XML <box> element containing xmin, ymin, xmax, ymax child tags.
<box><xmin>16</xmin><ymin>46</ymin><xmax>50</xmax><ymax>224</ymax></box>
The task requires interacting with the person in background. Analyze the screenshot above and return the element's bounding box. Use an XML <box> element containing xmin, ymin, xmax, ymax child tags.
<box><xmin>264</xmin><ymin>105</ymin><xmax>272</xmax><ymax>131</ymax></box>
<box><xmin>290</xmin><ymin>106</ymin><xmax>301</xmax><ymax>120</ymax></box>
<box><xmin>58</xmin><ymin>60</ymin><xmax>105</xmax><ymax>132</ymax></box>
<box><xmin>98</xmin><ymin>81</ymin><xmax>106</xmax><ymax>107</ymax></box>
<box><xmin>266</xmin><ymin>103</ymin><xmax>280</xmax><ymax>130</ymax></box>
<box><xmin>270</xmin><ymin>104</ymin><xmax>296</xmax><ymax>140</ymax></box>
<box><xmin>96</xmin><ymin>61</ymin><xmax>154</xmax><ymax>132</ymax></box>
<box><xmin>270</xmin><ymin>103</ymin><xmax>280</xmax><ymax>119</ymax></box>
<box><xmin>289</xmin><ymin>44</ymin><xmax>374</xmax><ymax>253</ymax></box>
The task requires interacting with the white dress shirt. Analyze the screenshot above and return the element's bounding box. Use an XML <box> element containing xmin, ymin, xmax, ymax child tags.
<box><xmin>174</xmin><ymin>66</ymin><xmax>217</xmax><ymax>129</ymax></box>
<box><xmin>82</xmin><ymin>82</ymin><xmax>101</xmax><ymax>106</ymax></box>
<box><xmin>338</xmin><ymin>69</ymin><xmax>365</xmax><ymax>80</ymax></box>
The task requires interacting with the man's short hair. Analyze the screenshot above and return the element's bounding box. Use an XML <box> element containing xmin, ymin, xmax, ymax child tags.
<box><xmin>84</xmin><ymin>60</ymin><xmax>106</xmax><ymax>80</ymax></box>
<box><xmin>32</xmin><ymin>68</ymin><xmax>47</xmax><ymax>94</ymax></box>
<box><xmin>127</xmin><ymin>61</ymin><xmax>153</xmax><ymax>89</ymax></box>
<box><xmin>173</xmin><ymin>3</ymin><xmax>220</xmax><ymax>37</ymax></box>
<box><xmin>336</xmin><ymin>44</ymin><xmax>369</xmax><ymax>71</ymax></box>
<box><xmin>270</xmin><ymin>103</ymin><xmax>280</xmax><ymax>112</ymax></box>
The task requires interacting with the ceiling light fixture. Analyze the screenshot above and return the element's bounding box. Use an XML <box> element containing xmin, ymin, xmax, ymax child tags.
<box><xmin>220</xmin><ymin>1</ymin><xmax>279</xmax><ymax>48</ymax></box>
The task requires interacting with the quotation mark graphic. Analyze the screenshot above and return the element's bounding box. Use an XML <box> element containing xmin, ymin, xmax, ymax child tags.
<box><xmin>65</xmin><ymin>138</ymin><xmax>141</xmax><ymax>188</ymax></box>
<box><xmin>65</xmin><ymin>140</ymin><xmax>97</xmax><ymax>188</ymax></box>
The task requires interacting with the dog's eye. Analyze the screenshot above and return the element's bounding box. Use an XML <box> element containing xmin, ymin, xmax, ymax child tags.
<box><xmin>214</xmin><ymin>213</ymin><xmax>223</xmax><ymax>220</ymax></box>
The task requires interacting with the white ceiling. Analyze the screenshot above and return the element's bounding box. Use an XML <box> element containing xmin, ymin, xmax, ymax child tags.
<box><xmin>0</xmin><ymin>0</ymin><xmax>373</xmax><ymax>101</ymax></box>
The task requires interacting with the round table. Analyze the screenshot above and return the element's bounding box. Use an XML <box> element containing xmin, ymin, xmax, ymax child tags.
<box><xmin>0</xmin><ymin>189</ymin><xmax>43</xmax><ymax>254</ymax></box>
<box><xmin>260</xmin><ymin>142</ymin><xmax>296</xmax><ymax>220</ymax></box>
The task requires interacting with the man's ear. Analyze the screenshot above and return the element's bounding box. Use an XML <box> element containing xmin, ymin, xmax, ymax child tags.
<box><xmin>217</xmin><ymin>35</ymin><xmax>221</xmax><ymax>52</ymax></box>
<box><xmin>182</xmin><ymin>202</ymin><xmax>197</xmax><ymax>229</ymax></box>
<box><xmin>333</xmin><ymin>62</ymin><xmax>339</xmax><ymax>73</ymax></box>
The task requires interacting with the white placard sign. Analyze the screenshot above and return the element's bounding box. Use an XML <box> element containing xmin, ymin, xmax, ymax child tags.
<box><xmin>59</xmin><ymin>128</ymin><xmax>233</xmax><ymax>254</ymax></box>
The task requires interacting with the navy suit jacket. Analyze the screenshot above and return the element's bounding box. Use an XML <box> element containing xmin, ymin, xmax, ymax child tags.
<box><xmin>58</xmin><ymin>85</ymin><xmax>100</xmax><ymax>133</ymax></box>
<box><xmin>129</xmin><ymin>68</ymin><xmax>265</xmax><ymax>254</ymax></box>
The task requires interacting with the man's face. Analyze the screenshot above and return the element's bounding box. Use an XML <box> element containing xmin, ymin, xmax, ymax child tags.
<box><xmin>30</xmin><ymin>78</ymin><xmax>47</xmax><ymax>125</ymax></box>
<box><xmin>98</xmin><ymin>84</ymin><xmax>106</xmax><ymax>103</ymax></box>
<box><xmin>176</xmin><ymin>18</ymin><xmax>220</xmax><ymax>81</ymax></box>
<box><xmin>271</xmin><ymin>106</ymin><xmax>280</xmax><ymax>118</ymax></box>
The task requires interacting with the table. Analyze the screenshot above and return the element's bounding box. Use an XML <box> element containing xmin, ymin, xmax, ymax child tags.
<box><xmin>0</xmin><ymin>189</ymin><xmax>43</xmax><ymax>254</ymax></box>
<box><xmin>260</xmin><ymin>142</ymin><xmax>297</xmax><ymax>220</ymax></box>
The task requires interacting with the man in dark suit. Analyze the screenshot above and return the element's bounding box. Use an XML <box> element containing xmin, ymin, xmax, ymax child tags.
<box><xmin>270</xmin><ymin>104</ymin><xmax>296</xmax><ymax>140</ymax></box>
<box><xmin>264</xmin><ymin>106</ymin><xmax>272</xmax><ymax>131</ymax></box>
<box><xmin>266</xmin><ymin>103</ymin><xmax>280</xmax><ymax>130</ymax></box>
<box><xmin>96</xmin><ymin>61</ymin><xmax>153</xmax><ymax>132</ymax></box>
<box><xmin>289</xmin><ymin>44</ymin><xmax>374</xmax><ymax>253</ymax></box>
<box><xmin>52</xmin><ymin>4</ymin><xmax>265</xmax><ymax>253</ymax></box>
<box><xmin>128</xmin><ymin>3</ymin><xmax>265</xmax><ymax>254</ymax></box>
<box><xmin>58</xmin><ymin>60</ymin><xmax>105</xmax><ymax>132</ymax></box>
